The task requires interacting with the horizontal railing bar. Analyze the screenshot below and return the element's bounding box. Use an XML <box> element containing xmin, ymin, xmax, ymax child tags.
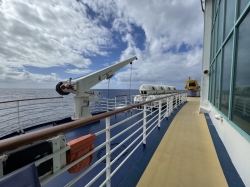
<box><xmin>0</xmin><ymin>96</ymin><xmax>63</xmax><ymax>104</ymax></box>
<box><xmin>35</xmin><ymin>146</ymin><xmax>70</xmax><ymax>166</ymax></box>
<box><xmin>110</xmin><ymin>125</ymin><xmax>143</xmax><ymax>155</ymax></box>
<box><xmin>19</xmin><ymin>113</ymin><xmax>69</xmax><ymax>124</ymax></box>
<box><xmin>145</xmin><ymin>112</ymin><xmax>159</xmax><ymax>125</ymax></box>
<box><xmin>115</xmin><ymin>94</ymin><xmax>127</xmax><ymax>97</ymax></box>
<box><xmin>110</xmin><ymin>117</ymin><xmax>143</xmax><ymax>142</ymax></box>
<box><xmin>110</xmin><ymin>135</ymin><xmax>143</xmax><ymax>178</ymax></box>
<box><xmin>146</xmin><ymin>120</ymin><xmax>160</xmax><ymax>138</ymax></box>
<box><xmin>84</xmin><ymin>166</ymin><xmax>108</xmax><ymax>187</ymax></box>
<box><xmin>18</xmin><ymin>107</ymin><xmax>62</xmax><ymax>119</ymax></box>
<box><xmin>41</xmin><ymin>141</ymin><xmax>107</xmax><ymax>186</ymax></box>
<box><xmin>109</xmin><ymin>111</ymin><xmax>143</xmax><ymax>130</ymax></box>
<box><xmin>0</xmin><ymin>93</ymin><xmax>179</xmax><ymax>152</ymax></box>
<box><xmin>19</xmin><ymin>101</ymin><xmax>61</xmax><ymax>108</ymax></box>
<box><xmin>110</xmin><ymin>131</ymin><xmax>143</xmax><ymax>167</ymax></box>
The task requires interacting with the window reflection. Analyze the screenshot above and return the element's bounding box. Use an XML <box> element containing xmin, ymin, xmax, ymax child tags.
<box><xmin>224</xmin><ymin>0</ymin><xmax>235</xmax><ymax>39</ymax></box>
<box><xmin>238</xmin><ymin>0</ymin><xmax>249</xmax><ymax>17</ymax></box>
<box><xmin>217</xmin><ymin>0</ymin><xmax>224</xmax><ymax>51</ymax></box>
<box><xmin>212</xmin><ymin>63</ymin><xmax>216</xmax><ymax>104</ymax></box>
<box><xmin>215</xmin><ymin>52</ymin><xmax>221</xmax><ymax>107</ymax></box>
<box><xmin>232</xmin><ymin>12</ymin><xmax>250</xmax><ymax>135</ymax></box>
<box><xmin>213</xmin><ymin>16</ymin><xmax>218</xmax><ymax>57</ymax></box>
<box><xmin>220</xmin><ymin>36</ymin><xmax>233</xmax><ymax>116</ymax></box>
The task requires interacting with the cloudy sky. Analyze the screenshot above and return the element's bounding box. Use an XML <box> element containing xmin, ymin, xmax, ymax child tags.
<box><xmin>0</xmin><ymin>0</ymin><xmax>204</xmax><ymax>90</ymax></box>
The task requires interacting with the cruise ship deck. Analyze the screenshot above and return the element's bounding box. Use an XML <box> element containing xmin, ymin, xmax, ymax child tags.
<box><xmin>122</xmin><ymin>98</ymin><xmax>245</xmax><ymax>187</ymax></box>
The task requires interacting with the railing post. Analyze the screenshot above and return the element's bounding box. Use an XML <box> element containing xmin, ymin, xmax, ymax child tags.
<box><xmin>16</xmin><ymin>101</ymin><xmax>23</xmax><ymax>133</ymax></box>
<box><xmin>143</xmin><ymin>104</ymin><xmax>147</xmax><ymax>145</ymax></box>
<box><xmin>115</xmin><ymin>97</ymin><xmax>116</xmax><ymax>109</ymax></box>
<box><xmin>170</xmin><ymin>96</ymin><xmax>173</xmax><ymax>113</ymax></box>
<box><xmin>106</xmin><ymin>117</ymin><xmax>111</xmax><ymax>187</ymax></box>
<box><xmin>158</xmin><ymin>99</ymin><xmax>162</xmax><ymax>128</ymax></box>
<box><xmin>0</xmin><ymin>155</ymin><xmax>8</xmax><ymax>179</ymax></box>
<box><xmin>125</xmin><ymin>96</ymin><xmax>127</xmax><ymax>106</ymax></box>
<box><xmin>179</xmin><ymin>93</ymin><xmax>181</xmax><ymax>106</ymax></box>
<box><xmin>106</xmin><ymin>99</ymin><xmax>108</xmax><ymax>111</ymax></box>
<box><xmin>165</xmin><ymin>98</ymin><xmax>169</xmax><ymax>118</ymax></box>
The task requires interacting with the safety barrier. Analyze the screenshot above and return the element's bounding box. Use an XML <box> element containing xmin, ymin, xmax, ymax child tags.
<box><xmin>0</xmin><ymin>92</ymin><xmax>187</xmax><ymax>187</ymax></box>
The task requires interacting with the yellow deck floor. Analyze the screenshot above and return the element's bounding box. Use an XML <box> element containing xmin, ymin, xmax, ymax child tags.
<box><xmin>137</xmin><ymin>97</ymin><xmax>228</xmax><ymax>187</ymax></box>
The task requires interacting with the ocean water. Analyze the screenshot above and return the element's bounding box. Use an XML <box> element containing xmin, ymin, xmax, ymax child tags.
<box><xmin>0</xmin><ymin>88</ymin><xmax>139</xmax><ymax>102</ymax></box>
<box><xmin>0</xmin><ymin>88</ymin><xmax>139</xmax><ymax>136</ymax></box>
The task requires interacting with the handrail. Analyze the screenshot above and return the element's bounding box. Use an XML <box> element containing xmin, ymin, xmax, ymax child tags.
<box><xmin>115</xmin><ymin>94</ymin><xmax>127</xmax><ymax>97</ymax></box>
<box><xmin>0</xmin><ymin>96</ymin><xmax>63</xmax><ymax>104</ymax></box>
<box><xmin>0</xmin><ymin>93</ymin><xmax>178</xmax><ymax>153</ymax></box>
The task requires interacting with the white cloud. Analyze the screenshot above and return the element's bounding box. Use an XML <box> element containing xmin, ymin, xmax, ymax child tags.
<box><xmin>0</xmin><ymin>0</ymin><xmax>204</xmax><ymax>90</ymax></box>
<box><xmin>0</xmin><ymin>0</ymin><xmax>113</xmax><ymax>69</ymax></box>
<box><xmin>65</xmin><ymin>68</ymin><xmax>92</xmax><ymax>74</ymax></box>
<box><xmin>0</xmin><ymin>66</ymin><xmax>61</xmax><ymax>88</ymax></box>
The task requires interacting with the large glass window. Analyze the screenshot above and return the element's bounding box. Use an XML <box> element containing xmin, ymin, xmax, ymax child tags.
<box><xmin>224</xmin><ymin>0</ymin><xmax>235</xmax><ymax>39</ymax></box>
<box><xmin>239</xmin><ymin>0</ymin><xmax>250</xmax><ymax>17</ymax></box>
<box><xmin>213</xmin><ymin>16</ymin><xmax>218</xmax><ymax>57</ymax></box>
<box><xmin>215</xmin><ymin>52</ymin><xmax>221</xmax><ymax>108</ymax></box>
<box><xmin>232</xmin><ymin>12</ymin><xmax>250</xmax><ymax>135</ymax></box>
<box><xmin>209</xmin><ymin>0</ymin><xmax>250</xmax><ymax>136</ymax></box>
<box><xmin>217</xmin><ymin>0</ymin><xmax>224</xmax><ymax>51</ymax></box>
<box><xmin>211</xmin><ymin>63</ymin><xmax>216</xmax><ymax>104</ymax></box>
<box><xmin>220</xmin><ymin>36</ymin><xmax>233</xmax><ymax>116</ymax></box>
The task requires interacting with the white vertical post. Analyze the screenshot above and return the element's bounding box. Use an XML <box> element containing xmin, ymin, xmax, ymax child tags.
<box><xmin>0</xmin><ymin>155</ymin><xmax>8</xmax><ymax>179</ymax></box>
<box><xmin>179</xmin><ymin>93</ymin><xmax>181</xmax><ymax>106</ymax></box>
<box><xmin>125</xmin><ymin>96</ymin><xmax>127</xmax><ymax>106</ymax></box>
<box><xmin>106</xmin><ymin>117</ymin><xmax>111</xmax><ymax>187</ymax></box>
<box><xmin>143</xmin><ymin>104</ymin><xmax>147</xmax><ymax>145</ymax></box>
<box><xmin>106</xmin><ymin>99</ymin><xmax>108</xmax><ymax>111</ymax></box>
<box><xmin>115</xmin><ymin>97</ymin><xmax>116</xmax><ymax>109</ymax></box>
<box><xmin>165</xmin><ymin>98</ymin><xmax>169</xmax><ymax>118</ymax></box>
<box><xmin>175</xmin><ymin>95</ymin><xmax>177</xmax><ymax>108</ymax></box>
<box><xmin>50</xmin><ymin>136</ymin><xmax>62</xmax><ymax>173</ymax></box>
<box><xmin>0</xmin><ymin>159</ymin><xmax>3</xmax><ymax>179</ymax></box>
<box><xmin>171</xmin><ymin>96</ymin><xmax>173</xmax><ymax>113</ymax></box>
<box><xmin>158</xmin><ymin>100</ymin><xmax>162</xmax><ymax>127</ymax></box>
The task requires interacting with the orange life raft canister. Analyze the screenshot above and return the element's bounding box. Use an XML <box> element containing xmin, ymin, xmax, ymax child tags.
<box><xmin>66</xmin><ymin>134</ymin><xmax>96</xmax><ymax>173</ymax></box>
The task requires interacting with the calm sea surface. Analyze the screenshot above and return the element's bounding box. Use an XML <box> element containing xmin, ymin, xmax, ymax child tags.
<box><xmin>0</xmin><ymin>89</ymin><xmax>139</xmax><ymax>136</ymax></box>
<box><xmin>0</xmin><ymin>88</ymin><xmax>185</xmax><ymax>136</ymax></box>
<box><xmin>0</xmin><ymin>88</ymin><xmax>139</xmax><ymax>102</ymax></box>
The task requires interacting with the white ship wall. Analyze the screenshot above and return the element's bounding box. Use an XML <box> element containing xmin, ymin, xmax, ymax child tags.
<box><xmin>208</xmin><ymin>105</ymin><xmax>250</xmax><ymax>187</ymax></box>
<box><xmin>201</xmin><ymin>1</ymin><xmax>250</xmax><ymax>186</ymax></box>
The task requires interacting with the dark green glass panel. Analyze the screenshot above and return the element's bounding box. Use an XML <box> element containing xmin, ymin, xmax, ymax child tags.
<box><xmin>215</xmin><ymin>52</ymin><xmax>221</xmax><ymax>107</ymax></box>
<box><xmin>212</xmin><ymin>63</ymin><xmax>216</xmax><ymax>105</ymax></box>
<box><xmin>220</xmin><ymin>36</ymin><xmax>233</xmax><ymax>116</ymax></box>
<box><xmin>232</xmin><ymin>12</ymin><xmax>250</xmax><ymax>135</ymax></box>
<box><xmin>224</xmin><ymin>0</ymin><xmax>235</xmax><ymax>39</ymax></box>
<box><xmin>217</xmin><ymin>0</ymin><xmax>224</xmax><ymax>51</ymax></box>
<box><xmin>238</xmin><ymin>0</ymin><xmax>249</xmax><ymax>17</ymax></box>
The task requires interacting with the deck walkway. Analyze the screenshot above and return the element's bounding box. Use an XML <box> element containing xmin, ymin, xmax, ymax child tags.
<box><xmin>137</xmin><ymin>97</ymin><xmax>228</xmax><ymax>187</ymax></box>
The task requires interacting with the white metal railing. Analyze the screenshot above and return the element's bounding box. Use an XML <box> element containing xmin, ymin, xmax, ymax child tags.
<box><xmin>0</xmin><ymin>93</ymin><xmax>187</xmax><ymax>187</ymax></box>
<box><xmin>90</xmin><ymin>95</ymin><xmax>128</xmax><ymax>112</ymax></box>
<box><xmin>0</xmin><ymin>97</ymin><xmax>73</xmax><ymax>138</ymax></box>
<box><xmin>0</xmin><ymin>95</ymin><xmax>130</xmax><ymax>138</ymax></box>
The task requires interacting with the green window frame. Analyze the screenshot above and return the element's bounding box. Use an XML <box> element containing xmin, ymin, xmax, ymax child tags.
<box><xmin>208</xmin><ymin>0</ymin><xmax>250</xmax><ymax>138</ymax></box>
